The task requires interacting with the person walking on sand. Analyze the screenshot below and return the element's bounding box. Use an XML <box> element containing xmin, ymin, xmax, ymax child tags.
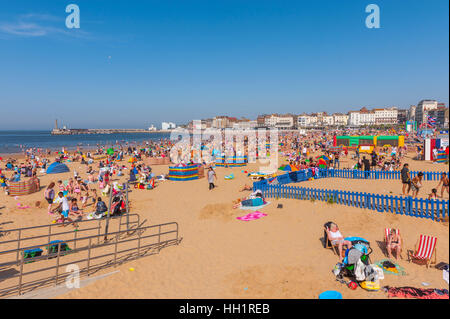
<box><xmin>401</xmin><ymin>163</ymin><xmax>411</xmax><ymax>196</ymax></box>
<box><xmin>44</xmin><ymin>182</ymin><xmax>56</xmax><ymax>214</ymax></box>
<box><xmin>411</xmin><ymin>172</ymin><xmax>424</xmax><ymax>198</ymax></box>
<box><xmin>362</xmin><ymin>156</ymin><xmax>371</xmax><ymax>179</ymax></box>
<box><xmin>208</xmin><ymin>167</ymin><xmax>217</xmax><ymax>190</ymax></box>
<box><xmin>436</xmin><ymin>172</ymin><xmax>449</xmax><ymax>198</ymax></box>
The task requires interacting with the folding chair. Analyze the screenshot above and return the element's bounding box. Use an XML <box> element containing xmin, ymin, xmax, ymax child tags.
<box><xmin>323</xmin><ymin>222</ymin><xmax>340</xmax><ymax>256</ymax></box>
<box><xmin>407</xmin><ymin>235</ymin><xmax>437</xmax><ymax>268</ymax></box>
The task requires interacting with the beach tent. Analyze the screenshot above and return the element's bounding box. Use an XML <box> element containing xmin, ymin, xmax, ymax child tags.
<box><xmin>107</xmin><ymin>148</ymin><xmax>115</xmax><ymax>155</ymax></box>
<box><xmin>46</xmin><ymin>162</ymin><xmax>70</xmax><ymax>174</ymax></box>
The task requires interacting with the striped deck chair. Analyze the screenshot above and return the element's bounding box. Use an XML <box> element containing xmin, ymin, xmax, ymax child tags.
<box><xmin>407</xmin><ymin>235</ymin><xmax>437</xmax><ymax>268</ymax></box>
<box><xmin>384</xmin><ymin>228</ymin><xmax>402</xmax><ymax>258</ymax></box>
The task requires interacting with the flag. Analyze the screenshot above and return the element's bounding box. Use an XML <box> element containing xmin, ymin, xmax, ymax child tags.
<box><xmin>427</xmin><ymin>116</ymin><xmax>436</xmax><ymax>127</ymax></box>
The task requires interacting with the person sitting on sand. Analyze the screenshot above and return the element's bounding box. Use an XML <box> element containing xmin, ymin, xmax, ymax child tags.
<box><xmin>325</xmin><ymin>223</ymin><xmax>352</xmax><ymax>262</ymax></box>
<box><xmin>239</xmin><ymin>184</ymin><xmax>252</xmax><ymax>192</ymax></box>
<box><xmin>386</xmin><ymin>229</ymin><xmax>402</xmax><ymax>259</ymax></box>
<box><xmin>93</xmin><ymin>197</ymin><xmax>108</xmax><ymax>218</ymax></box>
<box><xmin>233</xmin><ymin>190</ymin><xmax>264</xmax><ymax>209</ymax></box>
<box><xmin>428</xmin><ymin>188</ymin><xmax>438</xmax><ymax>200</ymax></box>
<box><xmin>69</xmin><ymin>198</ymin><xmax>83</xmax><ymax>219</ymax></box>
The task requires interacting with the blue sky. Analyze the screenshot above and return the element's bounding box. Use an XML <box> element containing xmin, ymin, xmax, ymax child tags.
<box><xmin>0</xmin><ymin>0</ymin><xmax>448</xmax><ymax>129</ymax></box>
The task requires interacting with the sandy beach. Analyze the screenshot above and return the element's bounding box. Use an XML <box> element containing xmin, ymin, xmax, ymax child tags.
<box><xmin>0</xmin><ymin>150</ymin><xmax>448</xmax><ymax>299</ymax></box>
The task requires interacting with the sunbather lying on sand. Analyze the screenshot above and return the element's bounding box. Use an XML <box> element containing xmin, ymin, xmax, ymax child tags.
<box><xmin>233</xmin><ymin>190</ymin><xmax>264</xmax><ymax>209</ymax></box>
<box><xmin>239</xmin><ymin>184</ymin><xmax>252</xmax><ymax>192</ymax></box>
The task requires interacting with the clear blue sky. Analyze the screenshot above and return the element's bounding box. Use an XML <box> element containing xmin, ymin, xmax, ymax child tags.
<box><xmin>0</xmin><ymin>0</ymin><xmax>448</xmax><ymax>129</ymax></box>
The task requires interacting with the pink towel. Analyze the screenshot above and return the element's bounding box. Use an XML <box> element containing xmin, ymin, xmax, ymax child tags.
<box><xmin>236</xmin><ymin>211</ymin><xmax>267</xmax><ymax>221</ymax></box>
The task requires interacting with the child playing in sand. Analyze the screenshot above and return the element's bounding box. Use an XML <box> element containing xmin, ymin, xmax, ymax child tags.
<box><xmin>57</xmin><ymin>180</ymin><xmax>65</xmax><ymax>193</ymax></box>
<box><xmin>54</xmin><ymin>192</ymin><xmax>78</xmax><ymax>228</ymax></box>
<box><xmin>0</xmin><ymin>175</ymin><xmax>7</xmax><ymax>191</ymax></box>
<box><xmin>428</xmin><ymin>188</ymin><xmax>438</xmax><ymax>200</ymax></box>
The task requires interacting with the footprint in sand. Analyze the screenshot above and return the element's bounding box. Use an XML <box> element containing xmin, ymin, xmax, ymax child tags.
<box><xmin>199</xmin><ymin>203</ymin><xmax>235</xmax><ymax>222</ymax></box>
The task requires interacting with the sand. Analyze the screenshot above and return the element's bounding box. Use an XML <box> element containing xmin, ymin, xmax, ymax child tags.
<box><xmin>0</xmin><ymin>151</ymin><xmax>448</xmax><ymax>299</ymax></box>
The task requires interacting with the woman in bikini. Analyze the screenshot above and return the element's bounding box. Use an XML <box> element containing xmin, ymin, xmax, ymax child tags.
<box><xmin>69</xmin><ymin>198</ymin><xmax>83</xmax><ymax>219</ymax></box>
<box><xmin>387</xmin><ymin>229</ymin><xmax>402</xmax><ymax>259</ymax></box>
<box><xmin>436</xmin><ymin>172</ymin><xmax>449</xmax><ymax>198</ymax></box>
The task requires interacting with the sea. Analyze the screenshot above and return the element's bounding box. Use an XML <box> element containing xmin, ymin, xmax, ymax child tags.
<box><xmin>0</xmin><ymin>130</ymin><xmax>171</xmax><ymax>154</ymax></box>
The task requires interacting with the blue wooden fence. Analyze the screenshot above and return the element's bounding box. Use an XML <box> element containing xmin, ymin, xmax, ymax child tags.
<box><xmin>256</xmin><ymin>184</ymin><xmax>449</xmax><ymax>222</ymax></box>
<box><xmin>254</xmin><ymin>169</ymin><xmax>449</xmax><ymax>189</ymax></box>
<box><xmin>315</xmin><ymin>169</ymin><xmax>448</xmax><ymax>181</ymax></box>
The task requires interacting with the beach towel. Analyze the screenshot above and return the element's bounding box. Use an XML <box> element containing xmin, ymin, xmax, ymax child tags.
<box><xmin>236</xmin><ymin>211</ymin><xmax>267</xmax><ymax>221</ymax></box>
<box><xmin>385</xmin><ymin>286</ymin><xmax>449</xmax><ymax>299</ymax></box>
<box><xmin>375</xmin><ymin>259</ymin><xmax>407</xmax><ymax>276</ymax></box>
<box><xmin>239</xmin><ymin>201</ymin><xmax>271</xmax><ymax>211</ymax></box>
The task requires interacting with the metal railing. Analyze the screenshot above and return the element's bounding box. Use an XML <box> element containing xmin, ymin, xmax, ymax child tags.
<box><xmin>0</xmin><ymin>214</ymin><xmax>142</xmax><ymax>267</ymax></box>
<box><xmin>0</xmin><ymin>222</ymin><xmax>181</xmax><ymax>297</ymax></box>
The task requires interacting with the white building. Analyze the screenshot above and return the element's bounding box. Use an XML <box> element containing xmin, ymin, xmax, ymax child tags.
<box><xmin>349</xmin><ymin>108</ymin><xmax>375</xmax><ymax>126</ymax></box>
<box><xmin>161</xmin><ymin>122</ymin><xmax>176</xmax><ymax>130</ymax></box>
<box><xmin>374</xmin><ymin>107</ymin><xmax>398</xmax><ymax>125</ymax></box>
<box><xmin>264</xmin><ymin>114</ymin><xmax>294</xmax><ymax>129</ymax></box>
<box><xmin>232</xmin><ymin>120</ymin><xmax>258</xmax><ymax>129</ymax></box>
<box><xmin>297</xmin><ymin>114</ymin><xmax>318</xmax><ymax>127</ymax></box>
<box><xmin>333</xmin><ymin>113</ymin><xmax>349</xmax><ymax>126</ymax></box>
<box><xmin>148</xmin><ymin>125</ymin><xmax>157</xmax><ymax>131</ymax></box>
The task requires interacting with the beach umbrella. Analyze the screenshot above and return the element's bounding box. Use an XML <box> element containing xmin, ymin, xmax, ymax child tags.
<box><xmin>107</xmin><ymin>148</ymin><xmax>115</xmax><ymax>155</ymax></box>
<box><xmin>317</xmin><ymin>155</ymin><xmax>330</xmax><ymax>162</ymax></box>
<box><xmin>278</xmin><ymin>164</ymin><xmax>298</xmax><ymax>172</ymax></box>
<box><xmin>318</xmin><ymin>158</ymin><xmax>328</xmax><ymax>168</ymax></box>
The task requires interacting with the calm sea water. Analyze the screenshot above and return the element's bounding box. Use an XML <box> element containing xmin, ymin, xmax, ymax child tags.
<box><xmin>0</xmin><ymin>130</ymin><xmax>171</xmax><ymax>154</ymax></box>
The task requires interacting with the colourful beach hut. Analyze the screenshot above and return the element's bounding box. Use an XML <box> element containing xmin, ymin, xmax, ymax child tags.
<box><xmin>168</xmin><ymin>164</ymin><xmax>199</xmax><ymax>181</ymax></box>
<box><xmin>46</xmin><ymin>162</ymin><xmax>70</xmax><ymax>174</ymax></box>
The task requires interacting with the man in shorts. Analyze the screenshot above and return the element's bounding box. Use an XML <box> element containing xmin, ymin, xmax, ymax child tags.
<box><xmin>401</xmin><ymin>163</ymin><xmax>411</xmax><ymax>196</ymax></box>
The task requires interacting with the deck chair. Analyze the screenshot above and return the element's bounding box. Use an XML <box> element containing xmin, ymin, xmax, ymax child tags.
<box><xmin>384</xmin><ymin>228</ymin><xmax>403</xmax><ymax>258</ymax></box>
<box><xmin>323</xmin><ymin>222</ymin><xmax>340</xmax><ymax>256</ymax></box>
<box><xmin>407</xmin><ymin>235</ymin><xmax>437</xmax><ymax>268</ymax></box>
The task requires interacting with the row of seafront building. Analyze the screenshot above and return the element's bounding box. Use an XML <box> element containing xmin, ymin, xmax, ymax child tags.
<box><xmin>184</xmin><ymin>99</ymin><xmax>448</xmax><ymax>130</ymax></box>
